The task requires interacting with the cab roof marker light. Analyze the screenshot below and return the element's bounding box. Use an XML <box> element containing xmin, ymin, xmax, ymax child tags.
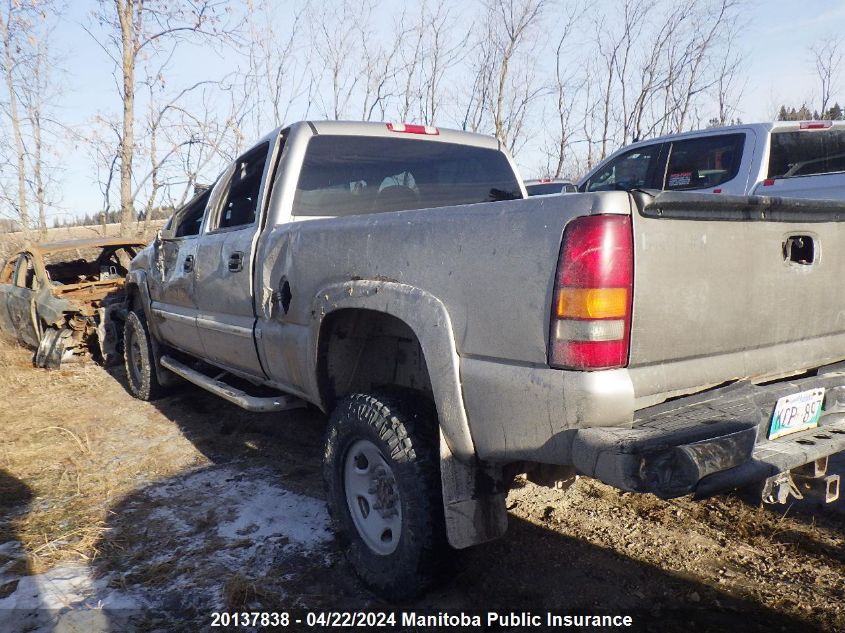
<box><xmin>386</xmin><ymin>122</ymin><xmax>440</xmax><ymax>135</ymax></box>
<box><xmin>799</xmin><ymin>121</ymin><xmax>833</xmax><ymax>130</ymax></box>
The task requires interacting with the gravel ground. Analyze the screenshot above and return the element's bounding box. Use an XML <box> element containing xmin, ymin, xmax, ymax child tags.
<box><xmin>1</xmin><ymin>337</ymin><xmax>844</xmax><ymax>632</ymax></box>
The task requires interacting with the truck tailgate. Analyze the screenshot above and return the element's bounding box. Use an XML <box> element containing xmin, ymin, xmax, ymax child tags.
<box><xmin>628</xmin><ymin>192</ymin><xmax>845</xmax><ymax>401</ymax></box>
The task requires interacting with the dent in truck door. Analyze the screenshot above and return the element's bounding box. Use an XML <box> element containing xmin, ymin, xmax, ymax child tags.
<box><xmin>149</xmin><ymin>189</ymin><xmax>210</xmax><ymax>357</ymax></box>
<box><xmin>192</xmin><ymin>141</ymin><xmax>275</xmax><ymax>376</ymax></box>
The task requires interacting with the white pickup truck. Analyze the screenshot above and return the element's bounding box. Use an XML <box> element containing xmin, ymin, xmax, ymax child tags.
<box><xmin>578</xmin><ymin>121</ymin><xmax>845</xmax><ymax>200</ymax></box>
<box><xmin>125</xmin><ymin>120</ymin><xmax>845</xmax><ymax>600</ymax></box>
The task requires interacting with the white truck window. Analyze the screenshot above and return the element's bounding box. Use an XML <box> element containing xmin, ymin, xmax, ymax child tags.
<box><xmin>769</xmin><ymin>130</ymin><xmax>845</xmax><ymax>178</ymax></box>
<box><xmin>664</xmin><ymin>134</ymin><xmax>744</xmax><ymax>190</ymax></box>
<box><xmin>585</xmin><ymin>144</ymin><xmax>664</xmax><ymax>192</ymax></box>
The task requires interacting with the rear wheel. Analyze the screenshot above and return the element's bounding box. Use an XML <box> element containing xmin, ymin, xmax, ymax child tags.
<box><xmin>124</xmin><ymin>310</ymin><xmax>167</xmax><ymax>401</ymax></box>
<box><xmin>323</xmin><ymin>391</ymin><xmax>447</xmax><ymax>601</ymax></box>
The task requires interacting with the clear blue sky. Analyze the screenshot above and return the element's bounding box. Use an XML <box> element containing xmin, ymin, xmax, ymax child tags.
<box><xmin>41</xmin><ymin>0</ymin><xmax>845</xmax><ymax>221</ymax></box>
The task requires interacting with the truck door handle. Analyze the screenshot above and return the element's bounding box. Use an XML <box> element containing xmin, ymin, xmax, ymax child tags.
<box><xmin>228</xmin><ymin>251</ymin><xmax>244</xmax><ymax>272</ymax></box>
<box><xmin>183</xmin><ymin>255</ymin><xmax>194</xmax><ymax>273</ymax></box>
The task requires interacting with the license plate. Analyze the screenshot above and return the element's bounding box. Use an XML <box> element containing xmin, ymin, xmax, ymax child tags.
<box><xmin>768</xmin><ymin>388</ymin><xmax>825</xmax><ymax>439</ymax></box>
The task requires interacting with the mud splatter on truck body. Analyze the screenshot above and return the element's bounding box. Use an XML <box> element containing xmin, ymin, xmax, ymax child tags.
<box><xmin>0</xmin><ymin>237</ymin><xmax>146</xmax><ymax>368</ymax></box>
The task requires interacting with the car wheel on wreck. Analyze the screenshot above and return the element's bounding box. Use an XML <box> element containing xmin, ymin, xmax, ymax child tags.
<box><xmin>123</xmin><ymin>310</ymin><xmax>168</xmax><ymax>401</ymax></box>
<box><xmin>323</xmin><ymin>390</ymin><xmax>448</xmax><ymax>601</ymax></box>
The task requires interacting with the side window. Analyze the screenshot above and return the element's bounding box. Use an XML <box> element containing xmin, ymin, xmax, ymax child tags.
<box><xmin>173</xmin><ymin>189</ymin><xmax>211</xmax><ymax>238</ymax></box>
<box><xmin>664</xmin><ymin>134</ymin><xmax>744</xmax><ymax>190</ymax></box>
<box><xmin>212</xmin><ymin>142</ymin><xmax>270</xmax><ymax>230</ymax></box>
<box><xmin>585</xmin><ymin>144</ymin><xmax>664</xmax><ymax>192</ymax></box>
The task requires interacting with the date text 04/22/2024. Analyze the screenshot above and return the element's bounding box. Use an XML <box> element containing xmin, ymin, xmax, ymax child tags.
<box><xmin>210</xmin><ymin>611</ymin><xmax>636</xmax><ymax>628</ymax></box>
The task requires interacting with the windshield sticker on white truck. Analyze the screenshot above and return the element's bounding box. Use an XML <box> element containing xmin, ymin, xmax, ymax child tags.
<box><xmin>667</xmin><ymin>171</ymin><xmax>692</xmax><ymax>187</ymax></box>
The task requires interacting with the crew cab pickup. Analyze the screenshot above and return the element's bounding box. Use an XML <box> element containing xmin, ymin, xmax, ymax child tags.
<box><xmin>578</xmin><ymin>120</ymin><xmax>845</xmax><ymax>200</ymax></box>
<box><xmin>125</xmin><ymin>120</ymin><xmax>845</xmax><ymax>600</ymax></box>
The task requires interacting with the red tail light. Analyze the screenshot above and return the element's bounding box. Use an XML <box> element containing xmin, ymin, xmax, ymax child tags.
<box><xmin>549</xmin><ymin>215</ymin><xmax>633</xmax><ymax>370</ymax></box>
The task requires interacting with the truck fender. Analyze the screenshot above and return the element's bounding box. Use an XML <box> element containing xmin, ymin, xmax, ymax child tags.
<box><xmin>312</xmin><ymin>280</ymin><xmax>473</xmax><ymax>459</ymax></box>
<box><xmin>312</xmin><ymin>280</ymin><xmax>508</xmax><ymax>548</ymax></box>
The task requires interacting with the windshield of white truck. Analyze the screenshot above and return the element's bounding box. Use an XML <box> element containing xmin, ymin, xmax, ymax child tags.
<box><xmin>769</xmin><ymin>129</ymin><xmax>845</xmax><ymax>178</ymax></box>
<box><xmin>292</xmin><ymin>135</ymin><xmax>522</xmax><ymax>217</ymax></box>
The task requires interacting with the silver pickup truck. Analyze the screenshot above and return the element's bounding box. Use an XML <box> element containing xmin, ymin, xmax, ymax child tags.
<box><xmin>125</xmin><ymin>120</ymin><xmax>845</xmax><ymax>600</ymax></box>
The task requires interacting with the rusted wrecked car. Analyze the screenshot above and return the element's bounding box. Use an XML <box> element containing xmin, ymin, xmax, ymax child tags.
<box><xmin>0</xmin><ymin>237</ymin><xmax>145</xmax><ymax>368</ymax></box>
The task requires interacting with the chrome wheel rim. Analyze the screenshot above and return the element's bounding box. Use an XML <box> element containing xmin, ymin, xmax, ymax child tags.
<box><xmin>343</xmin><ymin>439</ymin><xmax>402</xmax><ymax>555</ymax></box>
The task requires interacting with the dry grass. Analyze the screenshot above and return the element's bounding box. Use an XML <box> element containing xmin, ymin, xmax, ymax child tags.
<box><xmin>0</xmin><ymin>336</ymin><xmax>209</xmax><ymax>574</ymax></box>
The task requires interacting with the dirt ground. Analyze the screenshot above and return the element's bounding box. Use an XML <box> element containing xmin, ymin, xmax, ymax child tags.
<box><xmin>1</xmin><ymin>335</ymin><xmax>845</xmax><ymax>633</ymax></box>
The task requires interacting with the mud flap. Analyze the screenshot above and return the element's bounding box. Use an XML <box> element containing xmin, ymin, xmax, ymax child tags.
<box><xmin>439</xmin><ymin>429</ymin><xmax>508</xmax><ymax>549</ymax></box>
<box><xmin>34</xmin><ymin>328</ymin><xmax>73</xmax><ymax>369</ymax></box>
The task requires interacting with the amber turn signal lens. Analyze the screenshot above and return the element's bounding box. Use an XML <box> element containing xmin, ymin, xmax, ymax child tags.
<box><xmin>556</xmin><ymin>287</ymin><xmax>628</xmax><ymax>320</ymax></box>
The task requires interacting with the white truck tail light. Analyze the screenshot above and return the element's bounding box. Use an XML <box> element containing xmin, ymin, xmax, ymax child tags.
<box><xmin>549</xmin><ymin>215</ymin><xmax>633</xmax><ymax>370</ymax></box>
<box><xmin>386</xmin><ymin>122</ymin><xmax>439</xmax><ymax>135</ymax></box>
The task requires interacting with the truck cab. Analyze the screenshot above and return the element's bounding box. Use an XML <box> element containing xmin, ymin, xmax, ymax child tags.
<box><xmin>578</xmin><ymin>121</ymin><xmax>845</xmax><ymax>200</ymax></box>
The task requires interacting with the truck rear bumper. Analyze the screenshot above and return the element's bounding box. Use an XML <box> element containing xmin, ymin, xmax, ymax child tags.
<box><xmin>570</xmin><ymin>374</ymin><xmax>845</xmax><ymax>498</ymax></box>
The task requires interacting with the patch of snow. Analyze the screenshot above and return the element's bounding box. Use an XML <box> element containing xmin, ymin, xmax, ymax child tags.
<box><xmin>146</xmin><ymin>506</ymin><xmax>192</xmax><ymax>534</ymax></box>
<box><xmin>216</xmin><ymin>482</ymin><xmax>332</xmax><ymax>547</ymax></box>
<box><xmin>0</xmin><ymin>563</ymin><xmax>140</xmax><ymax>612</ymax></box>
<box><xmin>0</xmin><ymin>543</ymin><xmax>21</xmax><ymax>557</ymax></box>
<box><xmin>0</xmin><ymin>465</ymin><xmax>334</xmax><ymax>630</ymax></box>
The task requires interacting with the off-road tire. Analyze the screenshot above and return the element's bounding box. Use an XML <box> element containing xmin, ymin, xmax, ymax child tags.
<box><xmin>323</xmin><ymin>391</ymin><xmax>447</xmax><ymax>601</ymax></box>
<box><xmin>124</xmin><ymin>310</ymin><xmax>166</xmax><ymax>401</ymax></box>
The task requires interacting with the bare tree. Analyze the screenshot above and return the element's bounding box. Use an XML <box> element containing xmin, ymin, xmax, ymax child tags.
<box><xmin>461</xmin><ymin>0</ymin><xmax>547</xmax><ymax>153</ymax></box>
<box><xmin>310</xmin><ymin>0</ymin><xmax>371</xmax><ymax>120</ymax></box>
<box><xmin>1</xmin><ymin>0</ymin><xmax>64</xmax><ymax>237</ymax></box>
<box><xmin>22</xmin><ymin>37</ymin><xmax>49</xmax><ymax>237</ymax></box>
<box><xmin>240</xmin><ymin>0</ymin><xmax>312</xmax><ymax>136</ymax></box>
<box><xmin>90</xmin><ymin>0</ymin><xmax>227</xmax><ymax>235</ymax></box>
<box><xmin>0</xmin><ymin>0</ymin><xmax>34</xmax><ymax>234</ymax></box>
<box><xmin>580</xmin><ymin>0</ymin><xmax>746</xmax><ymax>162</ymax></box>
<box><xmin>546</xmin><ymin>3</ymin><xmax>584</xmax><ymax>177</ymax></box>
<box><xmin>397</xmin><ymin>0</ymin><xmax>466</xmax><ymax>125</ymax></box>
<box><xmin>811</xmin><ymin>35</ymin><xmax>843</xmax><ymax>117</ymax></box>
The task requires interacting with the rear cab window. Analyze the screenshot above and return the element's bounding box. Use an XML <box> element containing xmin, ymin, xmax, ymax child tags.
<box><xmin>292</xmin><ymin>136</ymin><xmax>522</xmax><ymax>217</ymax></box>
<box><xmin>664</xmin><ymin>134</ymin><xmax>744</xmax><ymax>190</ymax></box>
<box><xmin>768</xmin><ymin>128</ymin><xmax>845</xmax><ymax>179</ymax></box>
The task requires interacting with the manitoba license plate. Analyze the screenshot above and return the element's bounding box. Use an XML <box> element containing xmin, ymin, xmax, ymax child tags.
<box><xmin>768</xmin><ymin>388</ymin><xmax>826</xmax><ymax>440</ymax></box>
